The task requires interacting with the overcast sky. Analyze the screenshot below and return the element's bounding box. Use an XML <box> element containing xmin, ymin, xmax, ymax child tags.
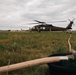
<box><xmin>0</xmin><ymin>0</ymin><xmax>76</xmax><ymax>30</ymax></box>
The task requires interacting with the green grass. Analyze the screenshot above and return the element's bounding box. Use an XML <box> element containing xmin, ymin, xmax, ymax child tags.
<box><xmin>0</xmin><ymin>31</ymin><xmax>76</xmax><ymax>75</ymax></box>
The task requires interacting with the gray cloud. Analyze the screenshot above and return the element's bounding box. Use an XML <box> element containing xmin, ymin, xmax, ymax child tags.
<box><xmin>0</xmin><ymin>0</ymin><xmax>76</xmax><ymax>30</ymax></box>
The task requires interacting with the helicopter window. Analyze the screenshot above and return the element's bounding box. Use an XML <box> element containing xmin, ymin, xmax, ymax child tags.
<box><xmin>43</xmin><ymin>27</ymin><xmax>45</xmax><ymax>30</ymax></box>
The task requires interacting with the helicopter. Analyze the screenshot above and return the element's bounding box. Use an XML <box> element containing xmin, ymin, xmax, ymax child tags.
<box><xmin>29</xmin><ymin>18</ymin><xmax>75</xmax><ymax>32</ymax></box>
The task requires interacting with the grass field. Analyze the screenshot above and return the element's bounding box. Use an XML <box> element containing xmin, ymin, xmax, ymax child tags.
<box><xmin>0</xmin><ymin>31</ymin><xmax>76</xmax><ymax>75</ymax></box>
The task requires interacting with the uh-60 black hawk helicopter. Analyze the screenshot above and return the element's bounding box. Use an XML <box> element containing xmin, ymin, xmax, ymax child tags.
<box><xmin>29</xmin><ymin>18</ymin><xmax>75</xmax><ymax>32</ymax></box>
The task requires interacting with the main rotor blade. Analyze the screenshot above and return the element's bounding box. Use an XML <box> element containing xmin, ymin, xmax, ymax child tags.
<box><xmin>55</xmin><ymin>21</ymin><xmax>67</xmax><ymax>22</ymax></box>
<box><xmin>34</xmin><ymin>20</ymin><xmax>43</xmax><ymax>23</ymax></box>
<box><xmin>48</xmin><ymin>20</ymin><xmax>67</xmax><ymax>23</ymax></box>
<box><xmin>29</xmin><ymin>23</ymin><xmax>39</xmax><ymax>24</ymax></box>
<box><xmin>23</xmin><ymin>23</ymin><xmax>39</xmax><ymax>25</ymax></box>
<box><xmin>34</xmin><ymin>20</ymin><xmax>46</xmax><ymax>24</ymax></box>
